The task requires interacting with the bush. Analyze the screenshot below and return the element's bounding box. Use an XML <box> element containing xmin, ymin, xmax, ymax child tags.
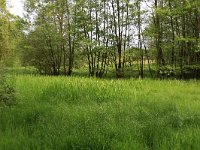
<box><xmin>157</xmin><ymin>65</ymin><xmax>174</xmax><ymax>79</ymax></box>
<box><xmin>182</xmin><ymin>64</ymin><xmax>200</xmax><ymax>79</ymax></box>
<box><xmin>156</xmin><ymin>64</ymin><xmax>200</xmax><ymax>79</ymax></box>
<box><xmin>0</xmin><ymin>74</ymin><xmax>16</xmax><ymax>107</ymax></box>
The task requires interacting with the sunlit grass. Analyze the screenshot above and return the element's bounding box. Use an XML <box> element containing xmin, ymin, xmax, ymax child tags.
<box><xmin>0</xmin><ymin>75</ymin><xmax>200</xmax><ymax>149</ymax></box>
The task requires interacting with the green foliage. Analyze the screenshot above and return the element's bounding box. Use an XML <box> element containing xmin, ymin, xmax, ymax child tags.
<box><xmin>0</xmin><ymin>1</ymin><xmax>25</xmax><ymax>68</ymax></box>
<box><xmin>156</xmin><ymin>64</ymin><xmax>200</xmax><ymax>79</ymax></box>
<box><xmin>21</xmin><ymin>0</ymin><xmax>199</xmax><ymax>78</ymax></box>
<box><xmin>182</xmin><ymin>65</ymin><xmax>200</xmax><ymax>79</ymax></box>
<box><xmin>0</xmin><ymin>1</ymin><xmax>10</xmax><ymax>64</ymax></box>
<box><xmin>0</xmin><ymin>74</ymin><xmax>16</xmax><ymax>107</ymax></box>
<box><xmin>157</xmin><ymin>65</ymin><xmax>175</xmax><ymax>78</ymax></box>
<box><xmin>0</xmin><ymin>75</ymin><xmax>200</xmax><ymax>149</ymax></box>
<box><xmin>145</xmin><ymin>0</ymin><xmax>200</xmax><ymax>77</ymax></box>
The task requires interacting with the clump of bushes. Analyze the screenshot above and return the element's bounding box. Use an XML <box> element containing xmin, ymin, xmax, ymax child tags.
<box><xmin>0</xmin><ymin>74</ymin><xmax>16</xmax><ymax>107</ymax></box>
<box><xmin>157</xmin><ymin>65</ymin><xmax>175</xmax><ymax>79</ymax></box>
<box><xmin>182</xmin><ymin>64</ymin><xmax>200</xmax><ymax>79</ymax></box>
<box><xmin>156</xmin><ymin>64</ymin><xmax>200</xmax><ymax>79</ymax></box>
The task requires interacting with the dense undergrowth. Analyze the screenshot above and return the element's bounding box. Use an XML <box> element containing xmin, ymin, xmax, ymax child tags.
<box><xmin>0</xmin><ymin>75</ymin><xmax>200</xmax><ymax>149</ymax></box>
<box><xmin>0</xmin><ymin>73</ymin><xmax>16</xmax><ymax>107</ymax></box>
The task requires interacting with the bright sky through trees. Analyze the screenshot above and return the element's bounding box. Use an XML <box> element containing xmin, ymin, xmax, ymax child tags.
<box><xmin>7</xmin><ymin>0</ymin><xmax>24</xmax><ymax>17</ymax></box>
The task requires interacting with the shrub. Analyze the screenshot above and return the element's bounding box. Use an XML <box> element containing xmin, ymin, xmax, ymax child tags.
<box><xmin>157</xmin><ymin>65</ymin><xmax>174</xmax><ymax>79</ymax></box>
<box><xmin>182</xmin><ymin>64</ymin><xmax>200</xmax><ymax>79</ymax></box>
<box><xmin>0</xmin><ymin>74</ymin><xmax>16</xmax><ymax>107</ymax></box>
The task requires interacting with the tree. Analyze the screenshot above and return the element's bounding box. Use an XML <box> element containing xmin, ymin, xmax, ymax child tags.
<box><xmin>0</xmin><ymin>0</ymin><xmax>10</xmax><ymax>66</ymax></box>
<box><xmin>24</xmin><ymin>0</ymin><xmax>78</xmax><ymax>75</ymax></box>
<box><xmin>0</xmin><ymin>0</ymin><xmax>23</xmax><ymax>68</ymax></box>
<box><xmin>22</xmin><ymin>0</ymin><xmax>200</xmax><ymax>79</ymax></box>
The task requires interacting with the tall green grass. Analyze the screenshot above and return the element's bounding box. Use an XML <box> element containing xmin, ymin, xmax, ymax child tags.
<box><xmin>0</xmin><ymin>75</ymin><xmax>200</xmax><ymax>149</ymax></box>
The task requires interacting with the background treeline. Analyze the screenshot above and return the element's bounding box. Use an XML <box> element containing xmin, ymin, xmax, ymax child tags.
<box><xmin>2</xmin><ymin>0</ymin><xmax>200</xmax><ymax>79</ymax></box>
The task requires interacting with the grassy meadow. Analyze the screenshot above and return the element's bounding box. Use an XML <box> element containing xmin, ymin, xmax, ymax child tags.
<box><xmin>0</xmin><ymin>75</ymin><xmax>200</xmax><ymax>149</ymax></box>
